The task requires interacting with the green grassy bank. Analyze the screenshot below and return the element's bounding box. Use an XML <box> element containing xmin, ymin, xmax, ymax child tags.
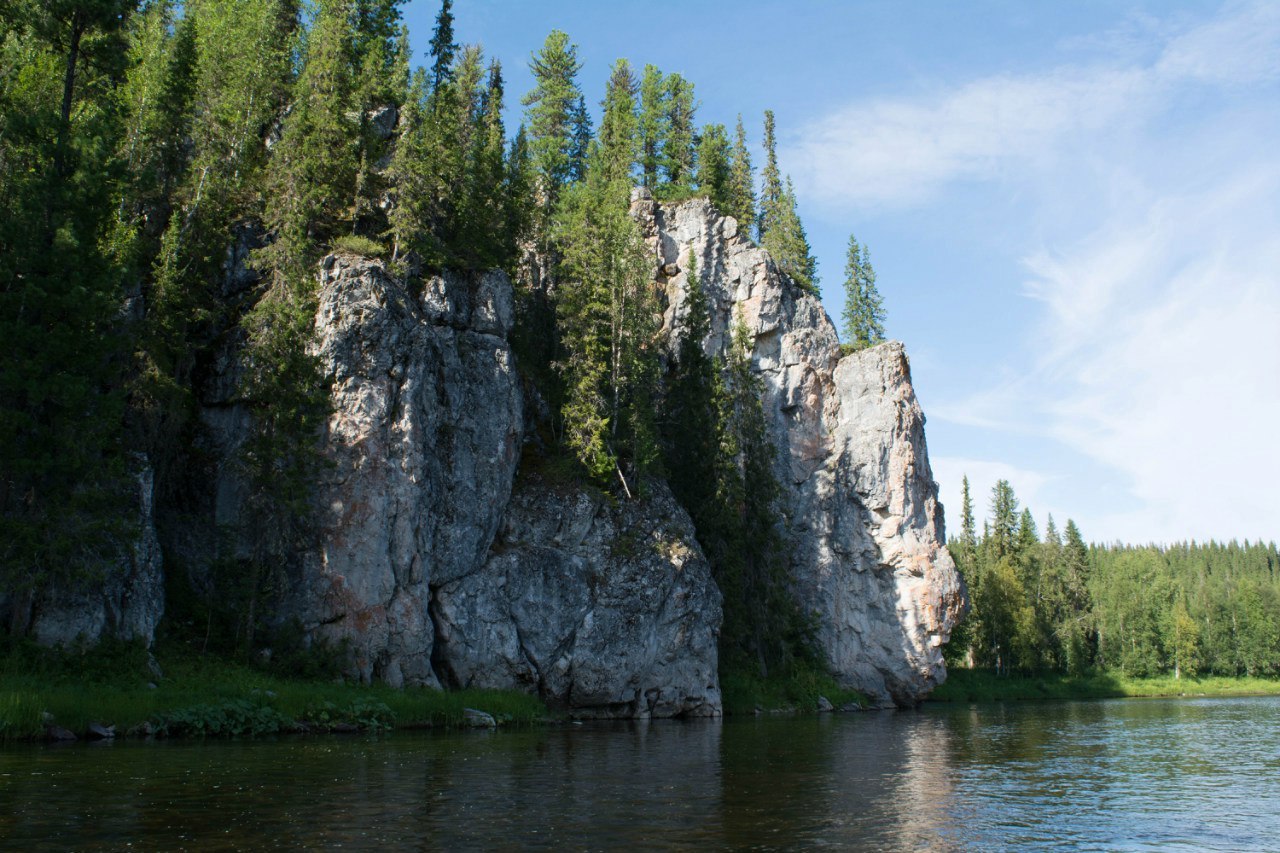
<box><xmin>929</xmin><ymin>668</ymin><xmax>1280</xmax><ymax>703</ymax></box>
<box><xmin>0</xmin><ymin>640</ymin><xmax>548</xmax><ymax>742</ymax></box>
<box><xmin>720</xmin><ymin>665</ymin><xmax>869</xmax><ymax>715</ymax></box>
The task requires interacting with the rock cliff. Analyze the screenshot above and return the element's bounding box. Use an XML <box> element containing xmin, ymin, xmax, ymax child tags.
<box><xmin>633</xmin><ymin>192</ymin><xmax>965</xmax><ymax>705</ymax></box>
<box><xmin>42</xmin><ymin>192</ymin><xmax>962</xmax><ymax>713</ymax></box>
<box><xmin>285</xmin><ymin>256</ymin><xmax>524</xmax><ymax>686</ymax></box>
<box><xmin>23</xmin><ymin>462</ymin><xmax>164</xmax><ymax>648</ymax></box>
<box><xmin>433</xmin><ymin>474</ymin><xmax>722</xmax><ymax>718</ymax></box>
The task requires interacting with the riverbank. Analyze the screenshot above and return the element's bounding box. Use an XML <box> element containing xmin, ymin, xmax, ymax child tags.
<box><xmin>929</xmin><ymin>668</ymin><xmax>1280</xmax><ymax>703</ymax></box>
<box><xmin>0</xmin><ymin>640</ymin><xmax>874</xmax><ymax>741</ymax></box>
<box><xmin>0</xmin><ymin>640</ymin><xmax>548</xmax><ymax>742</ymax></box>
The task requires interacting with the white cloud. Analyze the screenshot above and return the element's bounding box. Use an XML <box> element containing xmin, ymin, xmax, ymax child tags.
<box><xmin>792</xmin><ymin>1</ymin><xmax>1280</xmax><ymax>543</ymax></box>
<box><xmin>788</xmin><ymin>1</ymin><xmax>1280</xmax><ymax>210</ymax></box>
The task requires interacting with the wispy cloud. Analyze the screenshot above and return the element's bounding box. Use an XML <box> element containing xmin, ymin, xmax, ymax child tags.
<box><xmin>794</xmin><ymin>2</ymin><xmax>1280</xmax><ymax>543</ymax></box>
<box><xmin>788</xmin><ymin>2</ymin><xmax>1280</xmax><ymax>209</ymax></box>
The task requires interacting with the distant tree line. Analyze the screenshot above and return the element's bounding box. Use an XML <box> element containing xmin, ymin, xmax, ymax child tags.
<box><xmin>948</xmin><ymin>476</ymin><xmax>1280</xmax><ymax>679</ymax></box>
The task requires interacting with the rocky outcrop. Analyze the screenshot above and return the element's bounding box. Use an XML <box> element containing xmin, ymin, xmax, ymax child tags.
<box><xmin>284</xmin><ymin>256</ymin><xmax>523</xmax><ymax>686</ymax></box>
<box><xmin>433</xmin><ymin>474</ymin><xmax>722</xmax><ymax>718</ymax></box>
<box><xmin>28</xmin><ymin>461</ymin><xmax>164</xmax><ymax>647</ymax></box>
<box><xmin>633</xmin><ymin>192</ymin><xmax>965</xmax><ymax>705</ymax></box>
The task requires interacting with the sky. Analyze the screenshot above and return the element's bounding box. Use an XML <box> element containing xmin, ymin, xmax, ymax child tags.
<box><xmin>401</xmin><ymin>0</ymin><xmax>1280</xmax><ymax>546</ymax></box>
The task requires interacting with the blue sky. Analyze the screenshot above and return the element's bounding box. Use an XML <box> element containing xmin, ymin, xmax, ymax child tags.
<box><xmin>401</xmin><ymin>1</ymin><xmax>1280</xmax><ymax>545</ymax></box>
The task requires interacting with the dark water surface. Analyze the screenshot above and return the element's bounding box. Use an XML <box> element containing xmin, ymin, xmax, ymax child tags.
<box><xmin>4</xmin><ymin>696</ymin><xmax>1280</xmax><ymax>851</ymax></box>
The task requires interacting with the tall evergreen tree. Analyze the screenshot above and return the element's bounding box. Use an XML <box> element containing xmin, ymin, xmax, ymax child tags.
<box><xmin>522</xmin><ymin>30</ymin><xmax>583</xmax><ymax>216</ymax></box>
<box><xmin>757</xmin><ymin>109</ymin><xmax>782</xmax><ymax>241</ymax></box>
<box><xmin>694</xmin><ymin>122</ymin><xmax>731</xmax><ymax>210</ymax></box>
<box><xmin>567</xmin><ymin>94</ymin><xmax>593</xmax><ymax>184</ymax></box>
<box><xmin>660</xmin><ymin>72</ymin><xmax>696</xmax><ymax>196</ymax></box>
<box><xmin>426</xmin><ymin>0</ymin><xmax>455</xmax><ymax>89</ymax></box>
<box><xmin>761</xmin><ymin>176</ymin><xmax>817</xmax><ymax>292</ymax></box>
<box><xmin>636</xmin><ymin>64</ymin><xmax>666</xmax><ymax>189</ymax></box>
<box><xmin>726</xmin><ymin>114</ymin><xmax>755</xmax><ymax>232</ymax></box>
<box><xmin>553</xmin><ymin>58</ymin><xmax>656</xmax><ymax>496</ymax></box>
<box><xmin>0</xmin><ymin>0</ymin><xmax>135</xmax><ymax>633</ymax></box>
<box><xmin>840</xmin><ymin>234</ymin><xmax>886</xmax><ymax>349</ymax></box>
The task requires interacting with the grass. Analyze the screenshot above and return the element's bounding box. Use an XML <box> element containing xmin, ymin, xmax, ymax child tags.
<box><xmin>0</xmin><ymin>639</ymin><xmax>549</xmax><ymax>741</ymax></box>
<box><xmin>720</xmin><ymin>664</ymin><xmax>869</xmax><ymax>715</ymax></box>
<box><xmin>929</xmin><ymin>668</ymin><xmax>1280</xmax><ymax>704</ymax></box>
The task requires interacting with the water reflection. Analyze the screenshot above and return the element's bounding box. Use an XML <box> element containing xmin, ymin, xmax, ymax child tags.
<box><xmin>3</xmin><ymin>697</ymin><xmax>1280</xmax><ymax>850</ymax></box>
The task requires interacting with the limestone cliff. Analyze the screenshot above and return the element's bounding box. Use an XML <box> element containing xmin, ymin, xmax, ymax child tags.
<box><xmin>433</xmin><ymin>474</ymin><xmax>722</xmax><ymax>718</ymax></box>
<box><xmin>633</xmin><ymin>192</ymin><xmax>965</xmax><ymax>705</ymax></box>
<box><xmin>37</xmin><ymin>193</ymin><xmax>962</xmax><ymax>713</ymax></box>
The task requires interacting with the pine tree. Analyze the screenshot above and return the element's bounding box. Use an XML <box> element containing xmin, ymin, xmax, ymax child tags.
<box><xmin>553</xmin><ymin>59</ymin><xmax>656</xmax><ymax>495</ymax></box>
<box><xmin>427</xmin><ymin>0</ymin><xmax>455</xmax><ymax>89</ymax></box>
<box><xmin>694</xmin><ymin>123</ymin><xmax>731</xmax><ymax>210</ymax></box>
<box><xmin>261</xmin><ymin>0</ymin><xmax>359</xmax><ymax>278</ymax></box>
<box><xmin>757</xmin><ymin>109</ymin><xmax>782</xmax><ymax>241</ymax></box>
<box><xmin>522</xmin><ymin>30</ymin><xmax>583</xmax><ymax>216</ymax></box>
<box><xmin>567</xmin><ymin>94</ymin><xmax>593</xmax><ymax>184</ymax></box>
<box><xmin>840</xmin><ymin>234</ymin><xmax>886</xmax><ymax>350</ymax></box>
<box><xmin>726</xmin><ymin>114</ymin><xmax>755</xmax><ymax>232</ymax></box>
<box><xmin>761</xmin><ymin>176</ymin><xmax>818</xmax><ymax>292</ymax></box>
<box><xmin>659</xmin><ymin>73</ymin><xmax>696</xmax><ymax>197</ymax></box>
<box><xmin>637</xmin><ymin>64</ymin><xmax>666</xmax><ymax>189</ymax></box>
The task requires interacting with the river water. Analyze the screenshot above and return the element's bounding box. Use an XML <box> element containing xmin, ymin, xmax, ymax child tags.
<box><xmin>3</xmin><ymin>696</ymin><xmax>1279</xmax><ymax>850</ymax></box>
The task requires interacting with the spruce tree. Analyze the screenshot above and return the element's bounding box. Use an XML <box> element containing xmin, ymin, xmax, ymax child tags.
<box><xmin>427</xmin><ymin>0</ymin><xmax>455</xmax><ymax>89</ymax></box>
<box><xmin>522</xmin><ymin>30</ymin><xmax>584</xmax><ymax>215</ymax></box>
<box><xmin>840</xmin><ymin>234</ymin><xmax>886</xmax><ymax>349</ymax></box>
<box><xmin>0</xmin><ymin>0</ymin><xmax>134</xmax><ymax>632</ymax></box>
<box><xmin>757</xmin><ymin>109</ymin><xmax>782</xmax><ymax>241</ymax></box>
<box><xmin>567</xmin><ymin>94</ymin><xmax>593</xmax><ymax>184</ymax></box>
<box><xmin>637</xmin><ymin>64</ymin><xmax>666</xmax><ymax>188</ymax></box>
<box><xmin>659</xmin><ymin>73</ymin><xmax>696</xmax><ymax>197</ymax></box>
<box><xmin>662</xmin><ymin>251</ymin><xmax>719</xmax><ymax>516</ymax></box>
<box><xmin>261</xmin><ymin>0</ymin><xmax>359</xmax><ymax>277</ymax></box>
<box><xmin>761</xmin><ymin>176</ymin><xmax>817</xmax><ymax>292</ymax></box>
<box><xmin>726</xmin><ymin>114</ymin><xmax>755</xmax><ymax>232</ymax></box>
<box><xmin>553</xmin><ymin>59</ymin><xmax>656</xmax><ymax>495</ymax></box>
<box><xmin>694</xmin><ymin>123</ymin><xmax>731</xmax><ymax>210</ymax></box>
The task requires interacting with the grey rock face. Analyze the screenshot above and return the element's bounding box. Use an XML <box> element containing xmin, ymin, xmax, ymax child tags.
<box><xmin>433</xmin><ymin>475</ymin><xmax>723</xmax><ymax>719</ymax></box>
<box><xmin>283</xmin><ymin>255</ymin><xmax>523</xmax><ymax>686</ymax></box>
<box><xmin>634</xmin><ymin>196</ymin><xmax>965</xmax><ymax>706</ymax></box>
<box><xmin>29</xmin><ymin>461</ymin><xmax>164</xmax><ymax>648</ymax></box>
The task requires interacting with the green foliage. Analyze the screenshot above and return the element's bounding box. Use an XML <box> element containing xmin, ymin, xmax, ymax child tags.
<box><xmin>331</xmin><ymin>234</ymin><xmax>387</xmax><ymax>257</ymax></box>
<box><xmin>725</xmin><ymin>115</ymin><xmax>756</xmax><ymax>231</ymax></box>
<box><xmin>153</xmin><ymin>698</ymin><xmax>295</xmax><ymax>737</ymax></box>
<box><xmin>720</xmin><ymin>661</ymin><xmax>868</xmax><ymax>714</ymax></box>
<box><xmin>522</xmin><ymin>30</ymin><xmax>584</xmax><ymax>217</ymax></box>
<box><xmin>946</xmin><ymin>472</ymin><xmax>1280</xmax><ymax>683</ymax></box>
<box><xmin>0</xmin><ymin>0</ymin><xmax>136</xmax><ymax>631</ymax></box>
<box><xmin>930</xmin><ymin>668</ymin><xmax>1280</xmax><ymax>703</ymax></box>
<box><xmin>0</xmin><ymin>640</ymin><xmax>550</xmax><ymax>740</ymax></box>
<box><xmin>694</xmin><ymin>123</ymin><xmax>731</xmax><ymax>209</ymax></box>
<box><xmin>840</xmin><ymin>234</ymin><xmax>885</xmax><ymax>349</ymax></box>
<box><xmin>637</xmin><ymin>63</ymin><xmax>666</xmax><ymax>188</ymax></box>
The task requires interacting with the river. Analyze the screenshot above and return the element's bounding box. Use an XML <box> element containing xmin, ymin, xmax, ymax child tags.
<box><xmin>3</xmin><ymin>696</ymin><xmax>1278</xmax><ymax>850</ymax></box>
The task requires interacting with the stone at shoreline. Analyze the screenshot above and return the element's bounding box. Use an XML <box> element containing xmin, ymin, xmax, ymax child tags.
<box><xmin>817</xmin><ymin>696</ymin><xmax>835</xmax><ymax>713</ymax></box>
<box><xmin>86</xmin><ymin>722</ymin><xmax>115</xmax><ymax>740</ymax></box>
<box><xmin>463</xmin><ymin>708</ymin><xmax>497</xmax><ymax>728</ymax></box>
<box><xmin>45</xmin><ymin>725</ymin><xmax>77</xmax><ymax>742</ymax></box>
